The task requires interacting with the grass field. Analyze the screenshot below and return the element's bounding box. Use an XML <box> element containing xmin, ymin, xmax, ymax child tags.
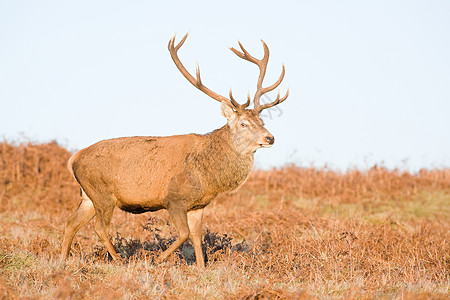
<box><xmin>0</xmin><ymin>141</ymin><xmax>449</xmax><ymax>299</ymax></box>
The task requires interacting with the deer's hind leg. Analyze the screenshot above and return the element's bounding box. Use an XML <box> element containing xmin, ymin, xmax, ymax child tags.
<box><xmin>61</xmin><ymin>189</ymin><xmax>96</xmax><ymax>260</ymax></box>
<box><xmin>92</xmin><ymin>195</ymin><xmax>121</xmax><ymax>261</ymax></box>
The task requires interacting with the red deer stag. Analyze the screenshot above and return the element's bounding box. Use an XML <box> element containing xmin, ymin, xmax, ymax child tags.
<box><xmin>60</xmin><ymin>33</ymin><xmax>289</xmax><ymax>268</ymax></box>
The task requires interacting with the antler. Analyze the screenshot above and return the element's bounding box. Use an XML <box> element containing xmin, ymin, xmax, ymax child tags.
<box><xmin>229</xmin><ymin>41</ymin><xmax>289</xmax><ymax>113</ymax></box>
<box><xmin>168</xmin><ymin>33</ymin><xmax>250</xmax><ymax>112</ymax></box>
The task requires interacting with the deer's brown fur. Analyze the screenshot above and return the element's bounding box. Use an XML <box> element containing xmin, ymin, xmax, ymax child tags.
<box><xmin>72</xmin><ymin>125</ymin><xmax>254</xmax><ymax>214</ymax></box>
<box><xmin>61</xmin><ymin>33</ymin><xmax>288</xmax><ymax>268</ymax></box>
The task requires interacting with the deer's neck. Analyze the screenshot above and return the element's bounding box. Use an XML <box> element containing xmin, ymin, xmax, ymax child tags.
<box><xmin>192</xmin><ymin>125</ymin><xmax>254</xmax><ymax>194</ymax></box>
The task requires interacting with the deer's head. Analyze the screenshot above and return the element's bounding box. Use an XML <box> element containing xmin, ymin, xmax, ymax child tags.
<box><xmin>168</xmin><ymin>33</ymin><xmax>289</xmax><ymax>154</ymax></box>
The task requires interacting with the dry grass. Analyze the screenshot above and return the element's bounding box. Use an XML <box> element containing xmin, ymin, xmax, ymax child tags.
<box><xmin>0</xmin><ymin>141</ymin><xmax>449</xmax><ymax>299</ymax></box>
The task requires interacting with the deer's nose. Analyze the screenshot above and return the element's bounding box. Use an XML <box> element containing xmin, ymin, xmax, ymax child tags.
<box><xmin>265</xmin><ymin>135</ymin><xmax>275</xmax><ymax>145</ymax></box>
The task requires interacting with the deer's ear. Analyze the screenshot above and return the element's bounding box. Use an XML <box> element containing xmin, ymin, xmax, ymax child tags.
<box><xmin>221</xmin><ymin>101</ymin><xmax>237</xmax><ymax>121</ymax></box>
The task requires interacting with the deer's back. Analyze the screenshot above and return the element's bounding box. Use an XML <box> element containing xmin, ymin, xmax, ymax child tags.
<box><xmin>71</xmin><ymin>135</ymin><xmax>205</xmax><ymax>211</ymax></box>
<box><xmin>70</xmin><ymin>129</ymin><xmax>254</xmax><ymax>213</ymax></box>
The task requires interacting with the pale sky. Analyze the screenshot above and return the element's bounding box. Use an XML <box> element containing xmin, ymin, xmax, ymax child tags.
<box><xmin>1</xmin><ymin>1</ymin><xmax>449</xmax><ymax>171</ymax></box>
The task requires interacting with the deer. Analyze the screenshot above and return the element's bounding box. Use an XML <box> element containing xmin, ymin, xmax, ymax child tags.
<box><xmin>60</xmin><ymin>33</ymin><xmax>289</xmax><ymax>268</ymax></box>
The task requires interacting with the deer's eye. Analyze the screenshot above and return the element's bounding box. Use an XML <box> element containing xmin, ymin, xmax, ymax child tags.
<box><xmin>240</xmin><ymin>123</ymin><xmax>247</xmax><ymax>128</ymax></box>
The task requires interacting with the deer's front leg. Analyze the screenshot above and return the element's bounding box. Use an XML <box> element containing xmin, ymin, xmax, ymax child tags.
<box><xmin>158</xmin><ymin>206</ymin><xmax>189</xmax><ymax>263</ymax></box>
<box><xmin>187</xmin><ymin>208</ymin><xmax>205</xmax><ymax>268</ymax></box>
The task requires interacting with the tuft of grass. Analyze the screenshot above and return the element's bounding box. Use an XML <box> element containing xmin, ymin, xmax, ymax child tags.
<box><xmin>0</xmin><ymin>250</ymin><xmax>35</xmax><ymax>270</ymax></box>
